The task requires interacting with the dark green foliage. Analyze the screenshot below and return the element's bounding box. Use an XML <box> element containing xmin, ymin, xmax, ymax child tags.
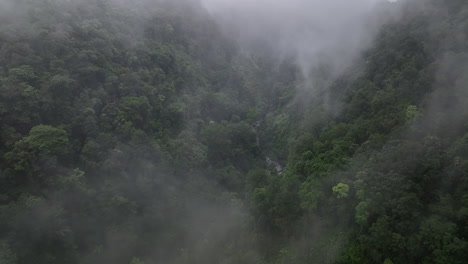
<box><xmin>244</xmin><ymin>0</ymin><xmax>468</xmax><ymax>263</ymax></box>
<box><xmin>0</xmin><ymin>1</ymin><xmax>257</xmax><ymax>263</ymax></box>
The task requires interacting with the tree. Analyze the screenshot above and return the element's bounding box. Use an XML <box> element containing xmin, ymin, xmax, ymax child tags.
<box><xmin>22</xmin><ymin>125</ymin><xmax>68</xmax><ymax>156</ymax></box>
<box><xmin>332</xmin><ymin>183</ymin><xmax>350</xmax><ymax>198</ymax></box>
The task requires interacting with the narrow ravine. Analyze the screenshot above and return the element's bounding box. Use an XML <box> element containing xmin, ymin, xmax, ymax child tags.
<box><xmin>252</xmin><ymin>121</ymin><xmax>283</xmax><ymax>173</ymax></box>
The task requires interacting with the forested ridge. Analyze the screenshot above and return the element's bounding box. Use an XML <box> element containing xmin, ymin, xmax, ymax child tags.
<box><xmin>0</xmin><ymin>0</ymin><xmax>467</xmax><ymax>263</ymax></box>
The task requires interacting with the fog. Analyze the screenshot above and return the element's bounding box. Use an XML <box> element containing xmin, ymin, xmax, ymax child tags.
<box><xmin>200</xmin><ymin>0</ymin><xmax>395</xmax><ymax>98</ymax></box>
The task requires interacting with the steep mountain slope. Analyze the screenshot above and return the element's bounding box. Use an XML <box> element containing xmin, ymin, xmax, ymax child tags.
<box><xmin>0</xmin><ymin>1</ymin><xmax>261</xmax><ymax>263</ymax></box>
<box><xmin>252</xmin><ymin>1</ymin><xmax>468</xmax><ymax>263</ymax></box>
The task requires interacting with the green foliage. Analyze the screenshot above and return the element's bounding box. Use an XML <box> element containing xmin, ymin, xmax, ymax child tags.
<box><xmin>383</xmin><ymin>259</ymin><xmax>394</xmax><ymax>264</ymax></box>
<box><xmin>299</xmin><ymin>177</ymin><xmax>323</xmax><ymax>211</ymax></box>
<box><xmin>332</xmin><ymin>183</ymin><xmax>349</xmax><ymax>198</ymax></box>
<box><xmin>22</xmin><ymin>125</ymin><xmax>68</xmax><ymax>156</ymax></box>
<box><xmin>130</xmin><ymin>257</ymin><xmax>145</xmax><ymax>264</ymax></box>
<box><xmin>339</xmin><ymin>243</ymin><xmax>367</xmax><ymax>264</ymax></box>
<box><xmin>355</xmin><ymin>201</ymin><xmax>370</xmax><ymax>225</ymax></box>
<box><xmin>9</xmin><ymin>65</ymin><xmax>37</xmax><ymax>84</ymax></box>
<box><xmin>118</xmin><ymin>96</ymin><xmax>152</xmax><ymax>128</ymax></box>
<box><xmin>405</xmin><ymin>105</ymin><xmax>420</xmax><ymax>122</ymax></box>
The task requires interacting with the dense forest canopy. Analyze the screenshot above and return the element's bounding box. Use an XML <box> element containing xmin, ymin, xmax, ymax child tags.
<box><xmin>0</xmin><ymin>0</ymin><xmax>467</xmax><ymax>263</ymax></box>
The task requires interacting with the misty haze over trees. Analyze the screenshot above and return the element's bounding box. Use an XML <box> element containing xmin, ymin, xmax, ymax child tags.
<box><xmin>0</xmin><ymin>0</ymin><xmax>467</xmax><ymax>263</ymax></box>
